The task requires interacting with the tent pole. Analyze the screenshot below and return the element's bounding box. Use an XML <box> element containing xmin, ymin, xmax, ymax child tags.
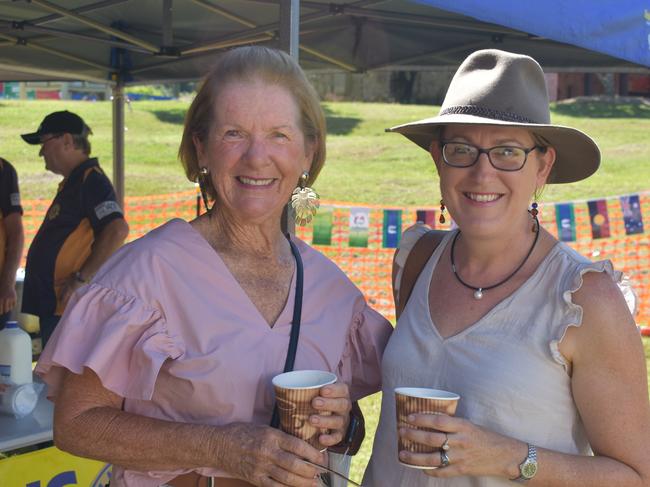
<box><xmin>112</xmin><ymin>81</ymin><xmax>125</xmax><ymax>211</ymax></box>
<box><xmin>279</xmin><ymin>0</ymin><xmax>300</xmax><ymax>235</ymax></box>
<box><xmin>279</xmin><ymin>0</ymin><xmax>300</xmax><ymax>60</ymax></box>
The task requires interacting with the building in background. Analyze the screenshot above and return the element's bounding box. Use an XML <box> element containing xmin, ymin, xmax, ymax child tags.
<box><xmin>307</xmin><ymin>71</ymin><xmax>650</xmax><ymax>104</ymax></box>
<box><xmin>0</xmin><ymin>81</ymin><xmax>111</xmax><ymax>101</ymax></box>
<box><xmin>0</xmin><ymin>81</ymin><xmax>184</xmax><ymax>101</ymax></box>
<box><xmin>547</xmin><ymin>73</ymin><xmax>650</xmax><ymax>101</ymax></box>
<box><xmin>2</xmin><ymin>74</ymin><xmax>649</xmax><ymax>105</ymax></box>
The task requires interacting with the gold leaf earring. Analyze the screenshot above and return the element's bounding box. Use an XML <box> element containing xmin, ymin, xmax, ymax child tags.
<box><xmin>291</xmin><ymin>171</ymin><xmax>320</xmax><ymax>226</ymax></box>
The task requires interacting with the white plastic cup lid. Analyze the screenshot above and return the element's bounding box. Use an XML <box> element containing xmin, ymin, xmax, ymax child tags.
<box><xmin>272</xmin><ymin>370</ymin><xmax>337</xmax><ymax>389</ymax></box>
<box><xmin>394</xmin><ymin>387</ymin><xmax>460</xmax><ymax>400</ymax></box>
<box><xmin>0</xmin><ymin>383</ymin><xmax>38</xmax><ymax>416</ymax></box>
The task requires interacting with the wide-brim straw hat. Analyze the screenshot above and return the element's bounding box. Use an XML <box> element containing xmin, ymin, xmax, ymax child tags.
<box><xmin>388</xmin><ymin>49</ymin><xmax>600</xmax><ymax>184</ymax></box>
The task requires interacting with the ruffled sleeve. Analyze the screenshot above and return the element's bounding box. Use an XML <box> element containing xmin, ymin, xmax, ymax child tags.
<box><xmin>549</xmin><ymin>256</ymin><xmax>636</xmax><ymax>371</ymax></box>
<box><xmin>35</xmin><ymin>283</ymin><xmax>185</xmax><ymax>401</ymax></box>
<box><xmin>336</xmin><ymin>299</ymin><xmax>392</xmax><ymax>401</ymax></box>
<box><xmin>393</xmin><ymin>223</ymin><xmax>431</xmax><ymax>308</ymax></box>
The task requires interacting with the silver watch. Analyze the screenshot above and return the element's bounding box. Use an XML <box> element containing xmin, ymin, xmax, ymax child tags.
<box><xmin>512</xmin><ymin>444</ymin><xmax>537</xmax><ymax>482</ymax></box>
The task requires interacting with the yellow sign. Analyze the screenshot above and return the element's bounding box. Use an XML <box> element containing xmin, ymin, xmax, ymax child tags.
<box><xmin>0</xmin><ymin>447</ymin><xmax>111</xmax><ymax>487</ymax></box>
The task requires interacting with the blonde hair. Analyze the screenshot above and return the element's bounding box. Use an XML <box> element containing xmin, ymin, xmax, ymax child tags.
<box><xmin>178</xmin><ymin>46</ymin><xmax>326</xmax><ymax>199</ymax></box>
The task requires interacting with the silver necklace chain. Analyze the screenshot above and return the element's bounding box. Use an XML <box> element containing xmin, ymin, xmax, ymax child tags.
<box><xmin>450</xmin><ymin>217</ymin><xmax>540</xmax><ymax>300</ymax></box>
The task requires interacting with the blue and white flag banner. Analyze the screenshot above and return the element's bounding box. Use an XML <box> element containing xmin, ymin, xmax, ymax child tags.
<box><xmin>620</xmin><ymin>194</ymin><xmax>644</xmax><ymax>235</ymax></box>
<box><xmin>383</xmin><ymin>210</ymin><xmax>402</xmax><ymax>248</ymax></box>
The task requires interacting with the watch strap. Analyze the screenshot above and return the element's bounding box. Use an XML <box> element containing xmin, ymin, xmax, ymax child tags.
<box><xmin>328</xmin><ymin>401</ymin><xmax>365</xmax><ymax>455</ymax></box>
<box><xmin>512</xmin><ymin>443</ymin><xmax>537</xmax><ymax>482</ymax></box>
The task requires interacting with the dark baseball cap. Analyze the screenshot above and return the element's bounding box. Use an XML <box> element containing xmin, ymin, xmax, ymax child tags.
<box><xmin>21</xmin><ymin>110</ymin><xmax>92</xmax><ymax>145</ymax></box>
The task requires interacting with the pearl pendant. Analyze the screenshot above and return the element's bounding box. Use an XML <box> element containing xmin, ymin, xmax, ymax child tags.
<box><xmin>473</xmin><ymin>289</ymin><xmax>483</xmax><ymax>300</ymax></box>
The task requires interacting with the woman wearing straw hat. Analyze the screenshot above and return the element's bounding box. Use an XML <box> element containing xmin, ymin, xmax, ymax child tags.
<box><xmin>364</xmin><ymin>49</ymin><xmax>650</xmax><ymax>486</ymax></box>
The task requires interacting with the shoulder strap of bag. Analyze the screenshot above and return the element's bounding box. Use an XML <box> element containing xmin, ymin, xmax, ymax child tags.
<box><xmin>396</xmin><ymin>230</ymin><xmax>446</xmax><ymax>320</ymax></box>
<box><xmin>270</xmin><ymin>237</ymin><xmax>303</xmax><ymax>429</ymax></box>
<box><xmin>283</xmin><ymin>238</ymin><xmax>303</xmax><ymax>373</ymax></box>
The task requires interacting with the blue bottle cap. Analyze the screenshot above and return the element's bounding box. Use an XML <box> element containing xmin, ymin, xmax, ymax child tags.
<box><xmin>5</xmin><ymin>321</ymin><xmax>19</xmax><ymax>328</ymax></box>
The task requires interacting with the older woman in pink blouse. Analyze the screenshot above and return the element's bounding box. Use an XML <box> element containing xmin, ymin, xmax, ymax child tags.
<box><xmin>36</xmin><ymin>46</ymin><xmax>391</xmax><ymax>487</ymax></box>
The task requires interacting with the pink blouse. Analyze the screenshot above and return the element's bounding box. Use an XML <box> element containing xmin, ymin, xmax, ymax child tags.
<box><xmin>36</xmin><ymin>219</ymin><xmax>392</xmax><ymax>486</ymax></box>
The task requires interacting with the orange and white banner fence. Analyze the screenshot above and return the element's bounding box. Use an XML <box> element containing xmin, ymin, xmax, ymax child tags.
<box><xmin>21</xmin><ymin>191</ymin><xmax>650</xmax><ymax>325</ymax></box>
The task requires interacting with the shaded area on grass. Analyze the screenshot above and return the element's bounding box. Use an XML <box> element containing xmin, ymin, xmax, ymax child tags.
<box><xmin>323</xmin><ymin>105</ymin><xmax>361</xmax><ymax>135</ymax></box>
<box><xmin>552</xmin><ymin>97</ymin><xmax>650</xmax><ymax>118</ymax></box>
<box><xmin>150</xmin><ymin>108</ymin><xmax>186</xmax><ymax>125</ymax></box>
<box><xmin>147</xmin><ymin>105</ymin><xmax>363</xmax><ymax>135</ymax></box>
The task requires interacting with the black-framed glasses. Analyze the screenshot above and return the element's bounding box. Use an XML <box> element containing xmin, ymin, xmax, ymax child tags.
<box><xmin>441</xmin><ymin>141</ymin><xmax>545</xmax><ymax>172</ymax></box>
<box><xmin>39</xmin><ymin>134</ymin><xmax>63</xmax><ymax>146</ymax></box>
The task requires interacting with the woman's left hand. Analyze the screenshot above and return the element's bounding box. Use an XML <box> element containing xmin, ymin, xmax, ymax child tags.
<box><xmin>398</xmin><ymin>413</ymin><xmax>523</xmax><ymax>479</ymax></box>
<box><xmin>310</xmin><ymin>382</ymin><xmax>352</xmax><ymax>448</ymax></box>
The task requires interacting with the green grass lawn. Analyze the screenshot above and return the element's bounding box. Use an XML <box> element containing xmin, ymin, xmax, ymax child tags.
<box><xmin>2</xmin><ymin>98</ymin><xmax>649</xmax><ymax>203</ymax></box>
<box><xmin>2</xmin><ymin>98</ymin><xmax>649</xmax><ymax>479</ymax></box>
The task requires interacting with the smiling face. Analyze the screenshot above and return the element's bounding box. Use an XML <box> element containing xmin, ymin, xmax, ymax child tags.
<box><xmin>194</xmin><ymin>80</ymin><xmax>314</xmax><ymax>225</ymax></box>
<box><xmin>430</xmin><ymin>124</ymin><xmax>555</xmax><ymax>237</ymax></box>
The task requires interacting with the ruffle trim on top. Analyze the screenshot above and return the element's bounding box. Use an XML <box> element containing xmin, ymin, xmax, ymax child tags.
<box><xmin>36</xmin><ymin>283</ymin><xmax>185</xmax><ymax>401</ymax></box>
<box><xmin>549</xmin><ymin>258</ymin><xmax>635</xmax><ymax>372</ymax></box>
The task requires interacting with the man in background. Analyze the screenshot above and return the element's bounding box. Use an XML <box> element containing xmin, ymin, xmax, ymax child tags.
<box><xmin>0</xmin><ymin>156</ymin><xmax>24</xmax><ymax>329</ymax></box>
<box><xmin>21</xmin><ymin>110</ymin><xmax>129</xmax><ymax>346</ymax></box>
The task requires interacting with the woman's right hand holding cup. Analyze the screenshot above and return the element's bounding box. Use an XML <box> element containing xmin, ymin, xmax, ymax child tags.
<box><xmin>214</xmin><ymin>422</ymin><xmax>326</xmax><ymax>486</ymax></box>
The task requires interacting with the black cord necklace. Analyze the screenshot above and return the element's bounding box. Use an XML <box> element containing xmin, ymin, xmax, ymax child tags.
<box><xmin>450</xmin><ymin>216</ymin><xmax>540</xmax><ymax>300</ymax></box>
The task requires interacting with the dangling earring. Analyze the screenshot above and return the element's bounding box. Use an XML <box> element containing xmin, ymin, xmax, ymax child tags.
<box><xmin>291</xmin><ymin>171</ymin><xmax>320</xmax><ymax>226</ymax></box>
<box><xmin>197</xmin><ymin>167</ymin><xmax>212</xmax><ymax>212</ymax></box>
<box><xmin>439</xmin><ymin>199</ymin><xmax>446</xmax><ymax>224</ymax></box>
<box><xmin>529</xmin><ymin>201</ymin><xmax>539</xmax><ymax>233</ymax></box>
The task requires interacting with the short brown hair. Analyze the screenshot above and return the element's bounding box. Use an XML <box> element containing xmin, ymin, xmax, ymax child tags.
<box><xmin>179</xmin><ymin>46</ymin><xmax>326</xmax><ymax>199</ymax></box>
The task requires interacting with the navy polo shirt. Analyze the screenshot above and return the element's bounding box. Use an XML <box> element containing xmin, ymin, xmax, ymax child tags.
<box><xmin>22</xmin><ymin>158</ymin><xmax>124</xmax><ymax>318</ymax></box>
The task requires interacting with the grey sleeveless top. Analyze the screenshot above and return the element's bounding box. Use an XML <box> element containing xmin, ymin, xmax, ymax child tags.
<box><xmin>364</xmin><ymin>226</ymin><xmax>628</xmax><ymax>487</ymax></box>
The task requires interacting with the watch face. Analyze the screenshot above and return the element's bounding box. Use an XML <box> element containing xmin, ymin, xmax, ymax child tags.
<box><xmin>522</xmin><ymin>461</ymin><xmax>538</xmax><ymax>479</ymax></box>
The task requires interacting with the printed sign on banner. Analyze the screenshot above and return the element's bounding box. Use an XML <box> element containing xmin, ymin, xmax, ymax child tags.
<box><xmin>0</xmin><ymin>446</ymin><xmax>110</xmax><ymax>486</ymax></box>
<box><xmin>416</xmin><ymin>210</ymin><xmax>436</xmax><ymax>228</ymax></box>
<box><xmin>349</xmin><ymin>207</ymin><xmax>370</xmax><ymax>247</ymax></box>
<box><xmin>555</xmin><ymin>203</ymin><xmax>576</xmax><ymax>242</ymax></box>
<box><xmin>588</xmin><ymin>199</ymin><xmax>611</xmax><ymax>239</ymax></box>
<box><xmin>620</xmin><ymin>194</ymin><xmax>644</xmax><ymax>235</ymax></box>
<box><xmin>383</xmin><ymin>210</ymin><xmax>402</xmax><ymax>248</ymax></box>
<box><xmin>312</xmin><ymin>206</ymin><xmax>333</xmax><ymax>246</ymax></box>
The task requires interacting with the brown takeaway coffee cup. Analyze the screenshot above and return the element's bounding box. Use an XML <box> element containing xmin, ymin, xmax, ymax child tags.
<box><xmin>395</xmin><ymin>387</ymin><xmax>460</xmax><ymax>469</ymax></box>
<box><xmin>272</xmin><ymin>370</ymin><xmax>338</xmax><ymax>449</ymax></box>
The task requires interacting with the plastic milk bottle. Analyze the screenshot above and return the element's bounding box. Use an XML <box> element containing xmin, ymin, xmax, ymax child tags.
<box><xmin>0</xmin><ymin>321</ymin><xmax>33</xmax><ymax>385</ymax></box>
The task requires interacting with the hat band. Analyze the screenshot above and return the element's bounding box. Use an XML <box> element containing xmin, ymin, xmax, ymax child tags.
<box><xmin>439</xmin><ymin>105</ymin><xmax>537</xmax><ymax>124</ymax></box>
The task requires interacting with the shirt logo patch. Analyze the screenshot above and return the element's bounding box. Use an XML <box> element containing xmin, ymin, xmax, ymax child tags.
<box><xmin>47</xmin><ymin>203</ymin><xmax>60</xmax><ymax>220</ymax></box>
<box><xmin>10</xmin><ymin>192</ymin><xmax>20</xmax><ymax>206</ymax></box>
<box><xmin>94</xmin><ymin>201</ymin><xmax>123</xmax><ymax>220</ymax></box>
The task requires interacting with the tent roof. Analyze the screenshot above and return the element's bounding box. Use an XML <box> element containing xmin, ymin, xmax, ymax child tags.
<box><xmin>1</xmin><ymin>0</ymin><xmax>648</xmax><ymax>86</ymax></box>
